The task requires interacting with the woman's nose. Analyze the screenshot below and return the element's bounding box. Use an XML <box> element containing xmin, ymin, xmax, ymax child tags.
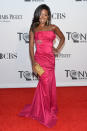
<box><xmin>41</xmin><ymin>15</ymin><xmax>45</xmax><ymax>18</ymax></box>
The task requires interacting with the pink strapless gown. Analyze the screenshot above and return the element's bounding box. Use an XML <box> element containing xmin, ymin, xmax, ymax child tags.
<box><xmin>18</xmin><ymin>30</ymin><xmax>58</xmax><ymax>128</ymax></box>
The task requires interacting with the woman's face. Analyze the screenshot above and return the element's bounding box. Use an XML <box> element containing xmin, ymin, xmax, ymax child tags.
<box><xmin>39</xmin><ymin>9</ymin><xmax>48</xmax><ymax>25</ymax></box>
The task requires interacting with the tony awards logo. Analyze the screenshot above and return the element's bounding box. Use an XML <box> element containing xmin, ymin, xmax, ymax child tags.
<box><xmin>66</xmin><ymin>32</ymin><xmax>87</xmax><ymax>43</ymax></box>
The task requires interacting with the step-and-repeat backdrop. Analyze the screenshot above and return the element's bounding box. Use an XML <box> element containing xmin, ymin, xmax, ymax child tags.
<box><xmin>0</xmin><ymin>0</ymin><xmax>87</xmax><ymax>88</ymax></box>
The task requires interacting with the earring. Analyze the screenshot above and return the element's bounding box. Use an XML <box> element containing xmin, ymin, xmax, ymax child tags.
<box><xmin>34</xmin><ymin>21</ymin><xmax>39</xmax><ymax>25</ymax></box>
<box><xmin>47</xmin><ymin>20</ymin><xmax>49</xmax><ymax>25</ymax></box>
<box><xmin>36</xmin><ymin>21</ymin><xmax>39</xmax><ymax>24</ymax></box>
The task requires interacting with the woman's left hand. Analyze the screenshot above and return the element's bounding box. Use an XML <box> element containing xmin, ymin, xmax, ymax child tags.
<box><xmin>52</xmin><ymin>47</ymin><xmax>59</xmax><ymax>56</ymax></box>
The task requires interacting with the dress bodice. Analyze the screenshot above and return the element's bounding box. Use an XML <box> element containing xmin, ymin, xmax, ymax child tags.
<box><xmin>34</xmin><ymin>30</ymin><xmax>56</xmax><ymax>55</ymax></box>
<box><xmin>34</xmin><ymin>30</ymin><xmax>56</xmax><ymax>44</ymax></box>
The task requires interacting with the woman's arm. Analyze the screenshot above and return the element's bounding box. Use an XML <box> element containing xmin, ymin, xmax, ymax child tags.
<box><xmin>29</xmin><ymin>29</ymin><xmax>35</xmax><ymax>66</ymax></box>
<box><xmin>52</xmin><ymin>24</ymin><xmax>65</xmax><ymax>54</ymax></box>
<box><xmin>29</xmin><ymin>29</ymin><xmax>37</xmax><ymax>75</ymax></box>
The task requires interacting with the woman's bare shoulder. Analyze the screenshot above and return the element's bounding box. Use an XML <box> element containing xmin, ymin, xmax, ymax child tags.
<box><xmin>33</xmin><ymin>27</ymin><xmax>38</xmax><ymax>32</ymax></box>
<box><xmin>50</xmin><ymin>24</ymin><xmax>59</xmax><ymax>30</ymax></box>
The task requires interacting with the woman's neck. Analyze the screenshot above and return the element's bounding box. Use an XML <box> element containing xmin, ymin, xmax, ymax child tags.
<box><xmin>39</xmin><ymin>23</ymin><xmax>45</xmax><ymax>28</ymax></box>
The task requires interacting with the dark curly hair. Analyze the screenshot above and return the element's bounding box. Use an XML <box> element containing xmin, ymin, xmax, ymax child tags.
<box><xmin>30</xmin><ymin>4</ymin><xmax>51</xmax><ymax>32</ymax></box>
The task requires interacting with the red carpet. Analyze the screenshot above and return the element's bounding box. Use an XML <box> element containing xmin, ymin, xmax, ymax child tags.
<box><xmin>0</xmin><ymin>86</ymin><xmax>87</xmax><ymax>131</ymax></box>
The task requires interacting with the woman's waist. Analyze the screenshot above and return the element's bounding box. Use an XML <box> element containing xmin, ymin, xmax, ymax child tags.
<box><xmin>35</xmin><ymin>40</ymin><xmax>53</xmax><ymax>46</ymax></box>
<box><xmin>35</xmin><ymin>49</ymin><xmax>54</xmax><ymax>55</ymax></box>
<box><xmin>35</xmin><ymin>39</ymin><xmax>53</xmax><ymax>43</ymax></box>
<box><xmin>36</xmin><ymin>44</ymin><xmax>53</xmax><ymax>52</ymax></box>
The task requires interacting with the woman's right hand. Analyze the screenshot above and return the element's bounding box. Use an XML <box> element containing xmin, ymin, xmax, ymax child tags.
<box><xmin>32</xmin><ymin>62</ymin><xmax>38</xmax><ymax>76</ymax></box>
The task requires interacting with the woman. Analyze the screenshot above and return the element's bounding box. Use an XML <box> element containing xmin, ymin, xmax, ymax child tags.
<box><xmin>18</xmin><ymin>4</ymin><xmax>65</xmax><ymax>128</ymax></box>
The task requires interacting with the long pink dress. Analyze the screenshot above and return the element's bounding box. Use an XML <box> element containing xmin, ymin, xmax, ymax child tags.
<box><xmin>18</xmin><ymin>30</ymin><xmax>58</xmax><ymax>128</ymax></box>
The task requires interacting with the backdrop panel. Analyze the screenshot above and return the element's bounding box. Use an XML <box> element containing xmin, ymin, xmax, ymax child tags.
<box><xmin>0</xmin><ymin>0</ymin><xmax>87</xmax><ymax>88</ymax></box>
